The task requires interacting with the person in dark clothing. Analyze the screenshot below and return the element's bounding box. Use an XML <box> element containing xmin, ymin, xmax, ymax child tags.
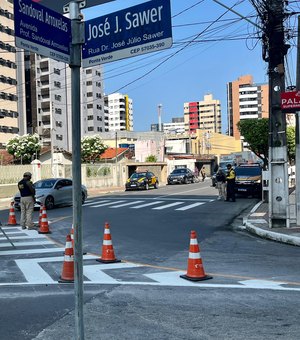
<box><xmin>18</xmin><ymin>172</ymin><xmax>36</xmax><ymax>230</ymax></box>
<box><xmin>216</xmin><ymin>168</ymin><xmax>226</xmax><ymax>200</ymax></box>
<box><xmin>200</xmin><ymin>166</ymin><xmax>206</xmax><ymax>182</ymax></box>
<box><xmin>225</xmin><ymin>164</ymin><xmax>236</xmax><ymax>202</ymax></box>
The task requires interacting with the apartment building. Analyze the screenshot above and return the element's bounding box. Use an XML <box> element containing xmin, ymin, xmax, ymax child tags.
<box><xmin>104</xmin><ymin>93</ymin><xmax>133</xmax><ymax>132</ymax></box>
<box><xmin>151</xmin><ymin>117</ymin><xmax>185</xmax><ymax>134</ymax></box>
<box><xmin>0</xmin><ymin>0</ymin><xmax>19</xmax><ymax>147</ymax></box>
<box><xmin>227</xmin><ymin>75</ymin><xmax>269</xmax><ymax>141</ymax></box>
<box><xmin>183</xmin><ymin>94</ymin><xmax>222</xmax><ymax>135</ymax></box>
<box><xmin>26</xmin><ymin>55</ymin><xmax>106</xmax><ymax>151</ymax></box>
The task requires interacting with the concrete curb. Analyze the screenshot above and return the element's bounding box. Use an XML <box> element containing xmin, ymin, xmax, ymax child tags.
<box><xmin>243</xmin><ymin>220</ymin><xmax>300</xmax><ymax>247</ymax></box>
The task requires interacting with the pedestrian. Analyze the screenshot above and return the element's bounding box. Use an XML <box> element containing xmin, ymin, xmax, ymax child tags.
<box><xmin>18</xmin><ymin>172</ymin><xmax>36</xmax><ymax>230</ymax></box>
<box><xmin>225</xmin><ymin>164</ymin><xmax>236</xmax><ymax>202</ymax></box>
<box><xmin>200</xmin><ymin>166</ymin><xmax>206</xmax><ymax>182</ymax></box>
<box><xmin>216</xmin><ymin>168</ymin><xmax>226</xmax><ymax>200</ymax></box>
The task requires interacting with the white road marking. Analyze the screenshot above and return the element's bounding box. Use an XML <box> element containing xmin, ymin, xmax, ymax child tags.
<box><xmin>131</xmin><ymin>201</ymin><xmax>164</xmax><ymax>209</ymax></box>
<box><xmin>175</xmin><ymin>202</ymin><xmax>205</xmax><ymax>211</ymax></box>
<box><xmin>15</xmin><ymin>254</ymin><xmax>97</xmax><ymax>284</ymax></box>
<box><xmin>0</xmin><ymin>240</ymin><xmax>52</xmax><ymax>248</ymax></box>
<box><xmin>91</xmin><ymin>200</ymin><xmax>125</xmax><ymax>208</ymax></box>
<box><xmin>0</xmin><ymin>248</ymin><xmax>65</xmax><ymax>256</ymax></box>
<box><xmin>84</xmin><ymin>200</ymin><xmax>110</xmax><ymax>206</ymax></box>
<box><xmin>84</xmin><ymin>262</ymin><xmax>142</xmax><ymax>282</ymax></box>
<box><xmin>109</xmin><ymin>201</ymin><xmax>144</xmax><ymax>208</ymax></box>
<box><xmin>0</xmin><ymin>235</ymin><xmax>46</xmax><ymax>240</ymax></box>
<box><xmin>152</xmin><ymin>202</ymin><xmax>184</xmax><ymax>210</ymax></box>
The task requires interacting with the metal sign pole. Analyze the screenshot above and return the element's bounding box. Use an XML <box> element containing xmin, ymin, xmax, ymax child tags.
<box><xmin>67</xmin><ymin>1</ymin><xmax>85</xmax><ymax>339</ymax></box>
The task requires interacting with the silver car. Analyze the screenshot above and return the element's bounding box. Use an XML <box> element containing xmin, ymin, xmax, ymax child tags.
<box><xmin>14</xmin><ymin>178</ymin><xmax>87</xmax><ymax>210</ymax></box>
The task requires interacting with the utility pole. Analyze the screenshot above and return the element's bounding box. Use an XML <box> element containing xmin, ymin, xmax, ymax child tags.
<box><xmin>158</xmin><ymin>104</ymin><xmax>162</xmax><ymax>132</ymax></box>
<box><xmin>265</xmin><ymin>0</ymin><xmax>290</xmax><ymax>227</ymax></box>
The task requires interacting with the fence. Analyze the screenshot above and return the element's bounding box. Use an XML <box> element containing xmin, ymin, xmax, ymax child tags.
<box><xmin>0</xmin><ymin>162</ymin><xmax>127</xmax><ymax>199</ymax></box>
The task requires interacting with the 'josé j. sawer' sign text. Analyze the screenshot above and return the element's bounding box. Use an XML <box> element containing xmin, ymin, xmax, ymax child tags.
<box><xmin>82</xmin><ymin>0</ymin><xmax>172</xmax><ymax>67</ymax></box>
<box><xmin>14</xmin><ymin>0</ymin><xmax>71</xmax><ymax>63</ymax></box>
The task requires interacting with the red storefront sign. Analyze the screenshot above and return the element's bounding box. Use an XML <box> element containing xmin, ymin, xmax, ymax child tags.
<box><xmin>281</xmin><ymin>91</ymin><xmax>300</xmax><ymax>112</ymax></box>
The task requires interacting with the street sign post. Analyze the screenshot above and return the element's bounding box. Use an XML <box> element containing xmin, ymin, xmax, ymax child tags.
<box><xmin>14</xmin><ymin>0</ymin><xmax>72</xmax><ymax>63</ymax></box>
<box><xmin>30</xmin><ymin>0</ymin><xmax>115</xmax><ymax>14</ymax></box>
<box><xmin>82</xmin><ymin>0</ymin><xmax>172</xmax><ymax>68</ymax></box>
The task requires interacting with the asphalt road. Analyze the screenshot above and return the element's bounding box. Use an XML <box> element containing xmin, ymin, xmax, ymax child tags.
<box><xmin>0</xmin><ymin>181</ymin><xmax>300</xmax><ymax>339</ymax></box>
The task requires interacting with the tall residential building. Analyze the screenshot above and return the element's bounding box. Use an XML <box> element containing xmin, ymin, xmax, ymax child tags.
<box><xmin>227</xmin><ymin>75</ymin><xmax>269</xmax><ymax>140</ymax></box>
<box><xmin>183</xmin><ymin>94</ymin><xmax>222</xmax><ymax>135</ymax></box>
<box><xmin>151</xmin><ymin>117</ymin><xmax>185</xmax><ymax>134</ymax></box>
<box><xmin>25</xmin><ymin>55</ymin><xmax>106</xmax><ymax>151</ymax></box>
<box><xmin>104</xmin><ymin>93</ymin><xmax>133</xmax><ymax>132</ymax></box>
<box><xmin>0</xmin><ymin>0</ymin><xmax>19</xmax><ymax>147</ymax></box>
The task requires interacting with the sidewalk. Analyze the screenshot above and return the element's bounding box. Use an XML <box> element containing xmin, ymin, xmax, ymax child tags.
<box><xmin>241</xmin><ymin>189</ymin><xmax>300</xmax><ymax>247</ymax></box>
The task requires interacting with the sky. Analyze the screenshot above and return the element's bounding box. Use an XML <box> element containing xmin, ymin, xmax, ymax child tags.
<box><xmin>82</xmin><ymin>0</ymin><xmax>299</xmax><ymax>133</ymax></box>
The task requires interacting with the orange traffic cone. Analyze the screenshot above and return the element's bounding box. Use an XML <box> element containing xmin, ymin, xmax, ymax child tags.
<box><xmin>38</xmin><ymin>206</ymin><xmax>51</xmax><ymax>234</ymax></box>
<box><xmin>59</xmin><ymin>234</ymin><xmax>74</xmax><ymax>283</ymax></box>
<box><xmin>7</xmin><ymin>201</ymin><xmax>18</xmax><ymax>225</ymax></box>
<box><xmin>180</xmin><ymin>230</ymin><xmax>212</xmax><ymax>282</ymax></box>
<box><xmin>38</xmin><ymin>205</ymin><xmax>43</xmax><ymax>227</ymax></box>
<box><xmin>96</xmin><ymin>222</ymin><xmax>121</xmax><ymax>263</ymax></box>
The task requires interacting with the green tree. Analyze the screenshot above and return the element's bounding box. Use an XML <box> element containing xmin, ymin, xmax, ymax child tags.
<box><xmin>6</xmin><ymin>134</ymin><xmax>41</xmax><ymax>164</ymax></box>
<box><xmin>81</xmin><ymin>135</ymin><xmax>107</xmax><ymax>163</ymax></box>
<box><xmin>237</xmin><ymin>118</ymin><xmax>269</xmax><ymax>169</ymax></box>
<box><xmin>286</xmin><ymin>125</ymin><xmax>295</xmax><ymax>164</ymax></box>
<box><xmin>145</xmin><ymin>154</ymin><xmax>157</xmax><ymax>162</ymax></box>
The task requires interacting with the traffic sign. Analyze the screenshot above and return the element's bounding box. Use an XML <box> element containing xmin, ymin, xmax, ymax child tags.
<box><xmin>30</xmin><ymin>0</ymin><xmax>115</xmax><ymax>14</ymax></box>
<box><xmin>82</xmin><ymin>0</ymin><xmax>172</xmax><ymax>68</ymax></box>
<box><xmin>14</xmin><ymin>0</ymin><xmax>72</xmax><ymax>63</ymax></box>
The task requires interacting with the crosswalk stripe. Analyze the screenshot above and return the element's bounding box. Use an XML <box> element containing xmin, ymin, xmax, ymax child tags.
<box><xmin>84</xmin><ymin>200</ymin><xmax>110</xmax><ymax>206</ymax></box>
<box><xmin>0</xmin><ymin>248</ymin><xmax>65</xmax><ymax>256</ymax></box>
<box><xmin>131</xmin><ymin>201</ymin><xmax>164</xmax><ymax>209</ymax></box>
<box><xmin>109</xmin><ymin>201</ymin><xmax>144</xmax><ymax>208</ymax></box>
<box><xmin>152</xmin><ymin>202</ymin><xmax>184</xmax><ymax>210</ymax></box>
<box><xmin>175</xmin><ymin>202</ymin><xmax>205</xmax><ymax>211</ymax></box>
<box><xmin>0</xmin><ymin>240</ymin><xmax>52</xmax><ymax>248</ymax></box>
<box><xmin>91</xmin><ymin>200</ymin><xmax>125</xmax><ymax>208</ymax></box>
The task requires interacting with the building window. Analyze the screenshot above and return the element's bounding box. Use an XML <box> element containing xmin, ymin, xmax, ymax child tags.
<box><xmin>55</xmin><ymin>108</ymin><xmax>62</xmax><ymax>114</ymax></box>
<box><xmin>55</xmin><ymin>121</ymin><xmax>63</xmax><ymax>127</ymax></box>
<box><xmin>53</xmin><ymin>68</ymin><xmax>60</xmax><ymax>75</ymax></box>
<box><xmin>86</xmin><ymin>69</ymin><xmax>92</xmax><ymax>74</ymax></box>
<box><xmin>56</xmin><ymin>134</ymin><xmax>63</xmax><ymax>140</ymax></box>
<box><xmin>54</xmin><ymin>81</ymin><xmax>61</xmax><ymax>88</ymax></box>
<box><xmin>54</xmin><ymin>95</ymin><xmax>61</xmax><ymax>101</ymax></box>
<box><xmin>87</xmin><ymin>104</ymin><xmax>93</xmax><ymax>109</ymax></box>
<box><xmin>87</xmin><ymin>115</ymin><xmax>93</xmax><ymax>120</ymax></box>
<box><xmin>87</xmin><ymin>92</ymin><xmax>93</xmax><ymax>97</ymax></box>
<box><xmin>88</xmin><ymin>126</ymin><xmax>94</xmax><ymax>131</ymax></box>
<box><xmin>86</xmin><ymin>81</ymin><xmax>92</xmax><ymax>86</ymax></box>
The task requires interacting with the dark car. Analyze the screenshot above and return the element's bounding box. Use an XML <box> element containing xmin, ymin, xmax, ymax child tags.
<box><xmin>167</xmin><ymin>168</ymin><xmax>195</xmax><ymax>185</ymax></box>
<box><xmin>125</xmin><ymin>171</ymin><xmax>159</xmax><ymax>191</ymax></box>
<box><xmin>14</xmin><ymin>178</ymin><xmax>87</xmax><ymax>210</ymax></box>
<box><xmin>234</xmin><ymin>164</ymin><xmax>262</xmax><ymax>197</ymax></box>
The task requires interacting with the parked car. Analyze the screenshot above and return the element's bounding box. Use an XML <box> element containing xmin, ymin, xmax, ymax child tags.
<box><xmin>14</xmin><ymin>178</ymin><xmax>87</xmax><ymax>210</ymax></box>
<box><xmin>234</xmin><ymin>164</ymin><xmax>262</xmax><ymax>197</ymax></box>
<box><xmin>125</xmin><ymin>171</ymin><xmax>159</xmax><ymax>191</ymax></box>
<box><xmin>167</xmin><ymin>168</ymin><xmax>195</xmax><ymax>185</ymax></box>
